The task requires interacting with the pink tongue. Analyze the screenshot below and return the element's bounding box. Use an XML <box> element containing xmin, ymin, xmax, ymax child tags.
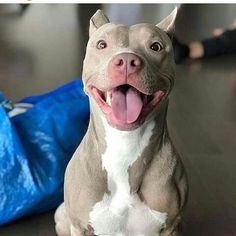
<box><xmin>111</xmin><ymin>87</ymin><xmax>143</xmax><ymax>124</ymax></box>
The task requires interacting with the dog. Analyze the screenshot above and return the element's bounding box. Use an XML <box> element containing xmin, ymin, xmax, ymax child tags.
<box><xmin>55</xmin><ymin>8</ymin><xmax>188</xmax><ymax>236</ymax></box>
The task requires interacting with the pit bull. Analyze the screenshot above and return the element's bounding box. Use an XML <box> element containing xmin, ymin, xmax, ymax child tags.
<box><xmin>55</xmin><ymin>8</ymin><xmax>188</xmax><ymax>236</ymax></box>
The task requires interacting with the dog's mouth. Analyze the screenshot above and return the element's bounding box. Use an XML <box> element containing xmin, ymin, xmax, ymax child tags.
<box><xmin>89</xmin><ymin>84</ymin><xmax>165</xmax><ymax>130</ymax></box>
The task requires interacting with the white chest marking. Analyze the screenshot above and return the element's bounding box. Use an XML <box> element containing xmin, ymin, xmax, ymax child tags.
<box><xmin>89</xmin><ymin>119</ymin><xmax>167</xmax><ymax>236</ymax></box>
<box><xmin>102</xmin><ymin>119</ymin><xmax>155</xmax><ymax>214</ymax></box>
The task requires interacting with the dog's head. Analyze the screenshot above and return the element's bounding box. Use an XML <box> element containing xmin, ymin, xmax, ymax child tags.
<box><xmin>83</xmin><ymin>8</ymin><xmax>177</xmax><ymax>131</ymax></box>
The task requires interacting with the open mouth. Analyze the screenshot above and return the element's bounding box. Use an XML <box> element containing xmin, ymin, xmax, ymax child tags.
<box><xmin>89</xmin><ymin>84</ymin><xmax>165</xmax><ymax>130</ymax></box>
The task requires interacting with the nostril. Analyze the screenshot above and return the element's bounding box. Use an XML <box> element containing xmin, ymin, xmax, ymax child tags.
<box><xmin>130</xmin><ymin>60</ymin><xmax>136</xmax><ymax>67</ymax></box>
<box><xmin>115</xmin><ymin>58</ymin><xmax>124</xmax><ymax>66</ymax></box>
<box><xmin>130</xmin><ymin>59</ymin><xmax>142</xmax><ymax>67</ymax></box>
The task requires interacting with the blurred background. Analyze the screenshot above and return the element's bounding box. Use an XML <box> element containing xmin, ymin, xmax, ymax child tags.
<box><xmin>0</xmin><ymin>3</ymin><xmax>235</xmax><ymax>236</ymax></box>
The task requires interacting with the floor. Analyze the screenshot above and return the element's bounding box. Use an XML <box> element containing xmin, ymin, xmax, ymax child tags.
<box><xmin>0</xmin><ymin>4</ymin><xmax>236</xmax><ymax>236</ymax></box>
<box><xmin>169</xmin><ymin>57</ymin><xmax>236</xmax><ymax>235</ymax></box>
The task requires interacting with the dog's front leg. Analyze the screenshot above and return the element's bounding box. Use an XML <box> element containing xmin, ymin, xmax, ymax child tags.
<box><xmin>160</xmin><ymin>215</ymin><xmax>182</xmax><ymax>236</ymax></box>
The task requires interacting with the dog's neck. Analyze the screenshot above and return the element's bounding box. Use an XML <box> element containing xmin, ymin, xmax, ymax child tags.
<box><xmin>102</xmin><ymin>116</ymin><xmax>156</xmax><ymax>161</ymax></box>
<box><xmin>88</xmin><ymin>98</ymin><xmax>169</xmax><ymax>154</ymax></box>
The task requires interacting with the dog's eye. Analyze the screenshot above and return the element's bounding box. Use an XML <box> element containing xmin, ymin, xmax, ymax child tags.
<box><xmin>150</xmin><ymin>42</ymin><xmax>163</xmax><ymax>52</ymax></box>
<box><xmin>96</xmin><ymin>40</ymin><xmax>107</xmax><ymax>49</ymax></box>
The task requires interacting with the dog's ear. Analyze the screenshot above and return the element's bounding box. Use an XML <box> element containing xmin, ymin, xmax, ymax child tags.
<box><xmin>156</xmin><ymin>7</ymin><xmax>178</xmax><ymax>37</ymax></box>
<box><xmin>89</xmin><ymin>9</ymin><xmax>110</xmax><ymax>37</ymax></box>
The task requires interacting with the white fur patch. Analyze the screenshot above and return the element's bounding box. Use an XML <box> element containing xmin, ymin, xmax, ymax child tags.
<box><xmin>89</xmin><ymin>119</ymin><xmax>167</xmax><ymax>235</ymax></box>
<box><xmin>127</xmin><ymin>196</ymin><xmax>167</xmax><ymax>236</ymax></box>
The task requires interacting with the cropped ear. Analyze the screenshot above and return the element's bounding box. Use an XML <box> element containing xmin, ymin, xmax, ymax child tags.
<box><xmin>89</xmin><ymin>9</ymin><xmax>110</xmax><ymax>37</ymax></box>
<box><xmin>156</xmin><ymin>7</ymin><xmax>178</xmax><ymax>37</ymax></box>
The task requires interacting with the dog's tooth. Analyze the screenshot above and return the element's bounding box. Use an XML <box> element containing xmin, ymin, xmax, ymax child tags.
<box><xmin>106</xmin><ymin>92</ymin><xmax>112</xmax><ymax>105</ymax></box>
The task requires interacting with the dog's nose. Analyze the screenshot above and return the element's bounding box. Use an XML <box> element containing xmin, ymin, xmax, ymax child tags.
<box><xmin>112</xmin><ymin>53</ymin><xmax>143</xmax><ymax>75</ymax></box>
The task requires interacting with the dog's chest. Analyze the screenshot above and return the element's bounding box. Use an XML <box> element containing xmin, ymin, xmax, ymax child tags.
<box><xmin>102</xmin><ymin>120</ymin><xmax>155</xmax><ymax>212</ymax></box>
<box><xmin>89</xmin><ymin>120</ymin><xmax>167</xmax><ymax>236</ymax></box>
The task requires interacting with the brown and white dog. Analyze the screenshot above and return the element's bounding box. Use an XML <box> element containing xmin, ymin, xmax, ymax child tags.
<box><xmin>55</xmin><ymin>8</ymin><xmax>188</xmax><ymax>236</ymax></box>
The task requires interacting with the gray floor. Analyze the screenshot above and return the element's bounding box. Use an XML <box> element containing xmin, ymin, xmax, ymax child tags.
<box><xmin>0</xmin><ymin>4</ymin><xmax>235</xmax><ymax>236</ymax></box>
<box><xmin>169</xmin><ymin>57</ymin><xmax>236</xmax><ymax>235</ymax></box>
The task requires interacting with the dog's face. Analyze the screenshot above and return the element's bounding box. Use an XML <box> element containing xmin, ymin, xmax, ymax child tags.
<box><xmin>83</xmin><ymin>9</ymin><xmax>177</xmax><ymax>131</ymax></box>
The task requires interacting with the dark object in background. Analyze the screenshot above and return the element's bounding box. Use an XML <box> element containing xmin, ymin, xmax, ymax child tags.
<box><xmin>20</xmin><ymin>4</ymin><xmax>30</xmax><ymax>13</ymax></box>
<box><xmin>202</xmin><ymin>29</ymin><xmax>236</xmax><ymax>57</ymax></box>
<box><xmin>0</xmin><ymin>79</ymin><xmax>89</xmax><ymax>225</ymax></box>
<box><xmin>172</xmin><ymin>37</ymin><xmax>190</xmax><ymax>64</ymax></box>
<box><xmin>173</xmin><ymin>28</ymin><xmax>236</xmax><ymax>63</ymax></box>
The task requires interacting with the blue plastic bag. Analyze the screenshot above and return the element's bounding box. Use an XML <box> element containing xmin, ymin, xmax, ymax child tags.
<box><xmin>0</xmin><ymin>79</ymin><xmax>89</xmax><ymax>225</ymax></box>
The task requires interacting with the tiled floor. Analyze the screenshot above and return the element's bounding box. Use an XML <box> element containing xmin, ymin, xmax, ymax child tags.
<box><xmin>0</xmin><ymin>4</ymin><xmax>235</xmax><ymax>236</ymax></box>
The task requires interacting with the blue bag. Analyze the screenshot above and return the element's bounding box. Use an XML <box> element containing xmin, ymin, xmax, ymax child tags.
<box><xmin>0</xmin><ymin>79</ymin><xmax>89</xmax><ymax>225</ymax></box>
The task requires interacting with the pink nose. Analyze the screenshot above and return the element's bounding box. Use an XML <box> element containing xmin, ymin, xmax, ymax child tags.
<box><xmin>111</xmin><ymin>53</ymin><xmax>143</xmax><ymax>75</ymax></box>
